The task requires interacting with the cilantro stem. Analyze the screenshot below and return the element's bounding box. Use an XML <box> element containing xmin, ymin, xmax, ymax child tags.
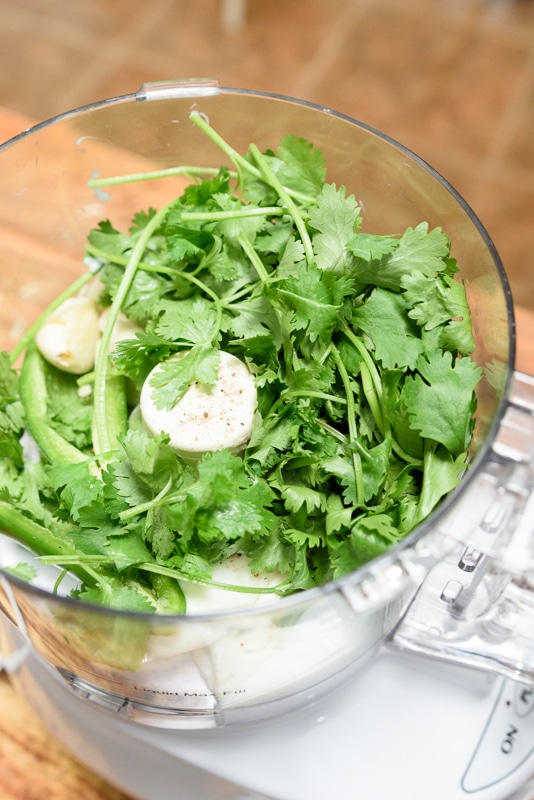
<box><xmin>138</xmin><ymin>562</ymin><xmax>283</xmax><ymax>595</ymax></box>
<box><xmin>233</xmin><ymin>236</ymin><xmax>295</xmax><ymax>378</ymax></box>
<box><xmin>248</xmin><ymin>143</ymin><xmax>314</xmax><ymax>265</ymax></box>
<box><xmin>9</xmin><ymin>270</ymin><xmax>97</xmax><ymax>364</ymax></box>
<box><xmin>341</xmin><ymin>323</ymin><xmax>421</xmax><ymax>466</ymax></box>
<box><xmin>360</xmin><ymin>359</ymin><xmax>385</xmax><ymax>436</ymax></box>
<box><xmin>87</xmin><ymin>166</ymin><xmax>230</xmax><ymax>188</ymax></box>
<box><xmin>181</xmin><ymin>206</ymin><xmax>286</xmax><ymax>222</ymax></box>
<box><xmin>331</xmin><ymin>344</ymin><xmax>365</xmax><ymax>506</ymax></box>
<box><xmin>221</xmin><ymin>281</ymin><xmax>262</xmax><ymax>305</ymax></box>
<box><xmin>53</xmin><ymin>568</ymin><xmax>68</xmax><ymax>594</ymax></box>
<box><xmin>40</xmin><ymin>554</ymin><xmax>113</xmax><ymax>565</ymax></box>
<box><xmin>316</xmin><ymin>418</ymin><xmax>348</xmax><ymax>444</ymax></box>
<box><xmin>189</xmin><ymin>112</ymin><xmax>319</xmax><ymax>205</ymax></box>
<box><xmin>281</xmin><ymin>389</ymin><xmax>347</xmax><ymax>404</ymax></box>
<box><xmin>331</xmin><ymin>346</ymin><xmax>357</xmax><ymax>441</ymax></box>
<box><xmin>237</xmin><ymin>233</ymin><xmax>270</xmax><ymax>283</ymax></box>
<box><xmin>415</xmin><ymin>440</ymin><xmax>438</xmax><ymax>525</ymax></box>
<box><xmin>341</xmin><ymin>324</ymin><xmax>385</xmax><ymax>411</ymax></box>
<box><xmin>92</xmin><ymin>204</ymin><xmax>171</xmax><ymax>456</ymax></box>
<box><xmin>190</xmin><ymin>110</ymin><xmax>261</xmax><ymax>194</ymax></box>
<box><xmin>118</xmin><ymin>475</ymin><xmax>175</xmax><ymax>521</ymax></box>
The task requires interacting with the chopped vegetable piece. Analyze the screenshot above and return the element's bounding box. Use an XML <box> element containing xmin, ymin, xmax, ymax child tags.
<box><xmin>140</xmin><ymin>350</ymin><xmax>257</xmax><ymax>458</ymax></box>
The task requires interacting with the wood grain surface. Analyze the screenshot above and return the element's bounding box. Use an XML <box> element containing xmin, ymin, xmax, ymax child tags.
<box><xmin>0</xmin><ymin>674</ymin><xmax>131</xmax><ymax>800</ymax></box>
<box><xmin>1</xmin><ymin>105</ymin><xmax>534</xmax><ymax>800</ymax></box>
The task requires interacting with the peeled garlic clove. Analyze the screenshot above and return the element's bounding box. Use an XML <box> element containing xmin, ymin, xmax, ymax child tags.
<box><xmin>35</xmin><ymin>296</ymin><xmax>100</xmax><ymax>375</ymax></box>
<box><xmin>140</xmin><ymin>350</ymin><xmax>257</xmax><ymax>458</ymax></box>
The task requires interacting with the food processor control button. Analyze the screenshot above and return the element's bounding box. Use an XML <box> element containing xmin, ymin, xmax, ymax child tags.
<box><xmin>462</xmin><ymin>680</ymin><xmax>534</xmax><ymax>793</ymax></box>
<box><xmin>513</xmin><ymin>684</ymin><xmax>534</xmax><ymax>718</ymax></box>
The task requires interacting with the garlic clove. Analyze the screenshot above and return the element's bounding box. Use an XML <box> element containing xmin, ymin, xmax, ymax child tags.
<box><xmin>35</xmin><ymin>296</ymin><xmax>100</xmax><ymax>375</ymax></box>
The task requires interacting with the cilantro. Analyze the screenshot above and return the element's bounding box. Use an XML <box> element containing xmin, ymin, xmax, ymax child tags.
<box><xmin>402</xmin><ymin>269</ymin><xmax>475</xmax><ymax>355</ymax></box>
<box><xmin>308</xmin><ymin>183</ymin><xmax>362</xmax><ymax>274</ymax></box>
<box><xmin>154</xmin><ymin>297</ymin><xmax>220</xmax><ymax>345</ymax></box>
<box><xmin>349</xmin><ymin>222</ymin><xmax>451</xmax><ymax>291</ymax></box>
<box><xmin>275</xmin><ymin>262</ymin><xmax>353</xmax><ymax>344</ymax></box>
<box><xmin>351</xmin><ymin>288</ymin><xmax>423</xmax><ymax>370</ymax></box>
<box><xmin>401</xmin><ymin>350</ymin><xmax>481</xmax><ymax>455</ymax></box>
<box><xmin>149</xmin><ymin>345</ymin><xmax>220</xmax><ymax>411</ymax></box>
<box><xmin>0</xmin><ymin>119</ymin><xmax>483</xmax><ymax>614</ymax></box>
<box><xmin>274</xmin><ymin>134</ymin><xmax>327</xmax><ymax>198</ymax></box>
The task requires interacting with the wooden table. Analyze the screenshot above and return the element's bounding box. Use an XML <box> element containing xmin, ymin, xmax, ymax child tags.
<box><xmin>1</xmin><ymin>105</ymin><xmax>534</xmax><ymax>800</ymax></box>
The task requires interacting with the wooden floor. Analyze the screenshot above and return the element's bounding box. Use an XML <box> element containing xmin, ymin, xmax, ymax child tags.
<box><xmin>1</xmin><ymin>0</ymin><xmax>534</xmax><ymax>308</ymax></box>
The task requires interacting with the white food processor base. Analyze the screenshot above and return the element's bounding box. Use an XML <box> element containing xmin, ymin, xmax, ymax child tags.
<box><xmin>4</xmin><ymin>618</ymin><xmax>534</xmax><ymax>800</ymax></box>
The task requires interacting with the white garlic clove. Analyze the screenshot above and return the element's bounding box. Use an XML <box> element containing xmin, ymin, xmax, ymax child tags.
<box><xmin>35</xmin><ymin>296</ymin><xmax>101</xmax><ymax>375</ymax></box>
<box><xmin>140</xmin><ymin>350</ymin><xmax>257</xmax><ymax>458</ymax></box>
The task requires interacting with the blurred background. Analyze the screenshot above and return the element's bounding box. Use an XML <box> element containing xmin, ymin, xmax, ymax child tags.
<box><xmin>0</xmin><ymin>0</ymin><xmax>533</xmax><ymax>310</ymax></box>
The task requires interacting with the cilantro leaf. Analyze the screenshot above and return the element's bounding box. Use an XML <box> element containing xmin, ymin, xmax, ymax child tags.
<box><xmin>416</xmin><ymin>445</ymin><xmax>468</xmax><ymax>522</ymax></box>
<box><xmin>351</xmin><ymin>223</ymin><xmax>451</xmax><ymax>291</ymax></box>
<box><xmin>275</xmin><ymin>134</ymin><xmax>327</xmax><ymax>198</ymax></box>
<box><xmin>402</xmin><ymin>270</ymin><xmax>475</xmax><ymax>355</ymax></box>
<box><xmin>212</xmin><ymin>194</ymin><xmax>267</xmax><ymax>243</ymax></box>
<box><xmin>275</xmin><ymin>262</ymin><xmax>353</xmax><ymax>343</ymax></box>
<box><xmin>47</xmin><ymin>461</ymin><xmax>103</xmax><ymax>520</ymax></box>
<box><xmin>110</xmin><ymin>330</ymin><xmax>174</xmax><ymax>389</ymax></box>
<box><xmin>155</xmin><ymin>297</ymin><xmax>220</xmax><ymax>345</ymax></box>
<box><xmin>346</xmin><ymin>232</ymin><xmax>399</xmax><ymax>262</ymax></box>
<box><xmin>0</xmin><ymin>351</ymin><xmax>19</xmax><ymax>400</ymax></box>
<box><xmin>256</xmin><ymin>219</ymin><xmax>295</xmax><ymax>256</ymax></box>
<box><xmin>351</xmin><ymin>287</ymin><xmax>424</xmax><ymax>370</ymax></box>
<box><xmin>200</xmin><ymin>237</ymin><xmax>241</xmax><ymax>282</ymax></box>
<box><xmin>165</xmin><ymin>225</ymin><xmax>213</xmax><ymax>262</ymax></box>
<box><xmin>178</xmin><ymin>167</ymin><xmax>232</xmax><ymax>207</ymax></box>
<box><xmin>402</xmin><ymin>350</ymin><xmax>481</xmax><ymax>455</ymax></box>
<box><xmin>100</xmin><ymin>263</ymin><xmax>170</xmax><ymax>324</ymax></box>
<box><xmin>88</xmin><ymin>219</ymin><xmax>133</xmax><ymax>255</ymax></box>
<box><xmin>148</xmin><ymin>346</ymin><xmax>220</xmax><ymax>411</ymax></box>
<box><xmin>331</xmin><ymin>514</ymin><xmax>400</xmax><ymax>577</ymax></box>
<box><xmin>277</xmin><ymin>235</ymin><xmax>307</xmax><ymax>277</ymax></box>
<box><xmin>2</xmin><ymin>562</ymin><xmax>37</xmax><ymax>581</ymax></box>
<box><xmin>279</xmin><ymin>483</ymin><xmax>327</xmax><ymax>515</ymax></box>
<box><xmin>308</xmin><ymin>183</ymin><xmax>361</xmax><ymax>273</ymax></box>
<box><xmin>77</xmin><ymin>582</ymin><xmax>156</xmax><ymax>613</ymax></box>
<box><xmin>223</xmin><ymin>295</ymin><xmax>281</xmax><ymax>341</ymax></box>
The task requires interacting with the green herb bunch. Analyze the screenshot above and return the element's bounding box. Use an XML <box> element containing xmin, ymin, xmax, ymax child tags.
<box><xmin>0</xmin><ymin>112</ymin><xmax>481</xmax><ymax>613</ymax></box>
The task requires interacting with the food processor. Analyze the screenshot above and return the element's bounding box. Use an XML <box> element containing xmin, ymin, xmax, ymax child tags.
<box><xmin>0</xmin><ymin>80</ymin><xmax>533</xmax><ymax>800</ymax></box>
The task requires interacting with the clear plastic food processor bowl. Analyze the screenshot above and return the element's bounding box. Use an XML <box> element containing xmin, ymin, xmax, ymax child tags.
<box><xmin>0</xmin><ymin>81</ymin><xmax>533</xmax><ymax>729</ymax></box>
